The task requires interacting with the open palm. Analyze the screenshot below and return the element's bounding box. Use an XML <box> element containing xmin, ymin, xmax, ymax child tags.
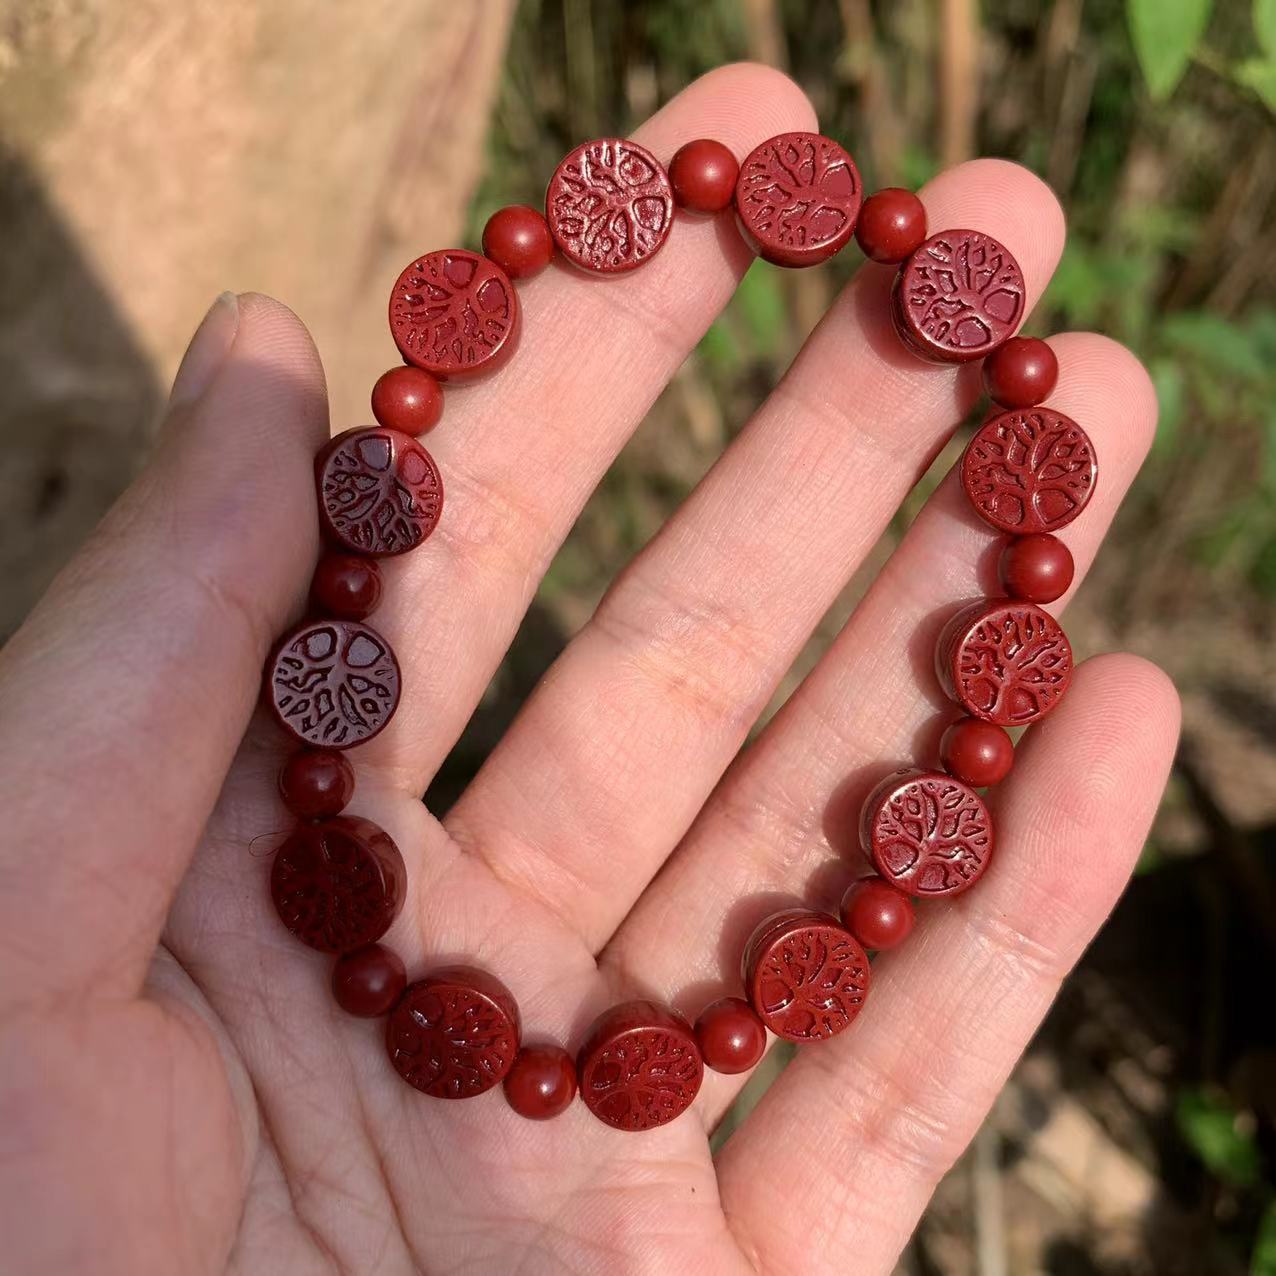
<box><xmin>0</xmin><ymin>65</ymin><xmax>1179</xmax><ymax>1276</ymax></box>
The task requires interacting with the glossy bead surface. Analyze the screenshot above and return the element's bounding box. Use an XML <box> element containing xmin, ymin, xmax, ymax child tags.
<box><xmin>578</xmin><ymin>1000</ymin><xmax>703</xmax><ymax>1131</ymax></box>
<box><xmin>892</xmin><ymin>229</ymin><xmax>1025</xmax><ymax>362</ymax></box>
<box><xmin>278</xmin><ymin>748</ymin><xmax>355</xmax><ymax>819</ymax></box>
<box><xmin>855</xmin><ymin>187</ymin><xmax>927</xmax><ymax>264</ymax></box>
<box><xmin>694</xmin><ymin>997</ymin><xmax>766</xmax><ymax>1074</ymax></box>
<box><xmin>983</xmin><ymin>336</ymin><xmax>1058</xmax><ymax>409</ymax></box>
<box><xmin>735</xmin><ymin>132</ymin><xmax>861</xmax><ymax>267</ymax></box>
<box><xmin>743</xmin><ymin>910</ymin><xmax>870</xmax><ymax>1042</ymax></box>
<box><xmin>387</xmin><ymin>966</ymin><xmax>521</xmax><ymax>1098</ymax></box>
<box><xmin>999</xmin><ymin>533</ymin><xmax>1075</xmax><ymax>603</ymax></box>
<box><xmin>317</xmin><ymin>426</ymin><xmax>443</xmax><ymax>557</ymax></box>
<box><xmin>332</xmin><ymin>943</ymin><xmax>407</xmax><ymax>1017</ymax></box>
<box><xmin>840</xmin><ymin>877</ymin><xmax>916</xmax><ymax>951</ymax></box>
<box><xmin>668</xmin><ymin>138</ymin><xmax>739</xmax><ymax>212</ymax></box>
<box><xmin>482</xmin><ymin>205</ymin><xmax>554</xmax><ymax>279</ymax></box>
<box><xmin>503</xmin><ymin>1045</ymin><xmax>578</xmax><ymax>1119</ymax></box>
<box><xmin>270</xmin><ymin>816</ymin><xmax>405</xmax><ymax>953</ymax></box>
<box><xmin>935</xmin><ymin>598</ymin><xmax>1073</xmax><ymax>726</ymax></box>
<box><xmin>546</xmin><ymin>138</ymin><xmax>673</xmax><ymax>273</ymax></box>
<box><xmin>370</xmin><ymin>366</ymin><xmax>443</xmax><ymax>434</ymax></box>
<box><xmin>267</xmin><ymin>618</ymin><xmax>401</xmax><ymax>749</ymax></box>
<box><xmin>860</xmin><ymin>769</ymin><xmax>994</xmax><ymax>896</ymax></box>
<box><xmin>310</xmin><ymin>554</ymin><xmax>383</xmax><ymax>621</ymax></box>
<box><xmin>389</xmin><ymin>248</ymin><xmax>520</xmax><ymax>379</ymax></box>
<box><xmin>939</xmin><ymin>717</ymin><xmax>1015</xmax><ymax>788</ymax></box>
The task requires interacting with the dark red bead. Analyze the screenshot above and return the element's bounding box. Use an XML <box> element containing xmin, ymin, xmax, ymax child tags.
<box><xmin>983</xmin><ymin>336</ymin><xmax>1058</xmax><ymax>408</ymax></box>
<box><xmin>278</xmin><ymin>748</ymin><xmax>355</xmax><ymax>819</ymax></box>
<box><xmin>694</xmin><ymin>997</ymin><xmax>766</xmax><ymax>1074</ymax></box>
<box><xmin>860</xmin><ymin>769</ymin><xmax>994</xmax><ymax>897</ymax></box>
<box><xmin>668</xmin><ymin>138</ymin><xmax>739</xmax><ymax>213</ymax></box>
<box><xmin>503</xmin><ymin>1045</ymin><xmax>578</xmax><ymax>1119</ymax></box>
<box><xmin>855</xmin><ymin>187</ymin><xmax>927</xmax><ymax>264</ymax></box>
<box><xmin>370</xmin><ymin>366</ymin><xmax>443</xmax><ymax>434</ymax></box>
<box><xmin>939</xmin><ymin>717</ymin><xmax>1015</xmax><ymax>788</ymax></box>
<box><xmin>387</xmin><ymin>966</ymin><xmax>521</xmax><ymax>1098</ymax></box>
<box><xmin>935</xmin><ymin>599</ymin><xmax>1073</xmax><ymax>725</ymax></box>
<box><xmin>332</xmin><ymin>943</ymin><xmax>407</xmax><ymax>1017</ymax></box>
<box><xmin>840</xmin><ymin>877</ymin><xmax>916</xmax><ymax>951</ymax></box>
<box><xmin>317</xmin><ymin>426</ymin><xmax>443</xmax><ymax>557</ymax></box>
<box><xmin>742</xmin><ymin>910</ymin><xmax>869</xmax><ymax>1042</ymax></box>
<box><xmin>546</xmin><ymin>138</ymin><xmax>673</xmax><ymax>273</ymax></box>
<box><xmin>734</xmin><ymin>132</ymin><xmax>861</xmax><ymax>267</ymax></box>
<box><xmin>310</xmin><ymin>554</ymin><xmax>383</xmax><ymax>621</ymax></box>
<box><xmin>892</xmin><ymin>229</ymin><xmax>1026</xmax><ymax>362</ymax></box>
<box><xmin>999</xmin><ymin>533</ymin><xmax>1075</xmax><ymax>604</ymax></box>
<box><xmin>270</xmin><ymin>816</ymin><xmax>405</xmax><ymax>953</ymax></box>
<box><xmin>482</xmin><ymin>205</ymin><xmax>554</xmax><ymax>280</ymax></box>
<box><xmin>267</xmin><ymin>618</ymin><xmax>401</xmax><ymax>749</ymax></box>
<box><xmin>389</xmin><ymin>249</ymin><xmax>520</xmax><ymax>379</ymax></box>
<box><xmin>578</xmin><ymin>1000</ymin><xmax>703</xmax><ymax>1130</ymax></box>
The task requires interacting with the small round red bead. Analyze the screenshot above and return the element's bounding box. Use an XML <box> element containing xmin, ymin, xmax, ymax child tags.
<box><xmin>332</xmin><ymin>943</ymin><xmax>407</xmax><ymax>1017</ymax></box>
<box><xmin>999</xmin><ymin>533</ymin><xmax>1075</xmax><ymax>604</ymax></box>
<box><xmin>939</xmin><ymin>717</ymin><xmax>1015</xmax><ymax>788</ymax></box>
<box><xmin>694</xmin><ymin>997</ymin><xmax>767</xmax><ymax>1074</ymax></box>
<box><xmin>370</xmin><ymin>366</ymin><xmax>443</xmax><ymax>434</ymax></box>
<box><xmin>278</xmin><ymin>748</ymin><xmax>356</xmax><ymax>819</ymax></box>
<box><xmin>855</xmin><ymin>187</ymin><xmax>927</xmax><ymax>264</ymax></box>
<box><xmin>310</xmin><ymin>554</ymin><xmax>383</xmax><ymax>621</ymax></box>
<box><xmin>482</xmin><ymin>205</ymin><xmax>555</xmax><ymax>280</ymax></box>
<box><xmin>840</xmin><ymin>877</ymin><xmax>915</xmax><ymax>951</ymax></box>
<box><xmin>503</xmin><ymin>1044</ymin><xmax>578</xmax><ymax>1119</ymax></box>
<box><xmin>668</xmin><ymin>138</ymin><xmax>739</xmax><ymax>213</ymax></box>
<box><xmin>982</xmin><ymin>337</ymin><xmax>1059</xmax><ymax>409</ymax></box>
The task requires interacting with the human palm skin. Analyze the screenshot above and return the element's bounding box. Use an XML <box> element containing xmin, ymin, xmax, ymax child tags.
<box><xmin>0</xmin><ymin>65</ymin><xmax>1178</xmax><ymax>1276</ymax></box>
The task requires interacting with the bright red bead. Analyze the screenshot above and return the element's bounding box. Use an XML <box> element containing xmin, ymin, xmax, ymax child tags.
<box><xmin>840</xmin><ymin>877</ymin><xmax>915</xmax><ymax>951</ymax></box>
<box><xmin>332</xmin><ymin>943</ymin><xmax>406</xmax><ymax>1017</ymax></box>
<box><xmin>983</xmin><ymin>337</ymin><xmax>1059</xmax><ymax>409</ymax></box>
<box><xmin>503</xmin><ymin>1045</ymin><xmax>578</xmax><ymax>1119</ymax></box>
<box><xmin>939</xmin><ymin>717</ymin><xmax>1015</xmax><ymax>788</ymax></box>
<box><xmin>482</xmin><ymin>205</ymin><xmax>554</xmax><ymax>280</ymax></box>
<box><xmin>694</xmin><ymin>997</ymin><xmax>766</xmax><ymax>1074</ymax></box>
<box><xmin>668</xmin><ymin>138</ymin><xmax>739</xmax><ymax>213</ymax></box>
<box><xmin>999</xmin><ymin>533</ymin><xmax>1075</xmax><ymax>604</ymax></box>
<box><xmin>310</xmin><ymin>554</ymin><xmax>383</xmax><ymax>621</ymax></box>
<box><xmin>278</xmin><ymin>748</ymin><xmax>355</xmax><ymax>819</ymax></box>
<box><xmin>371</xmin><ymin>366</ymin><xmax>443</xmax><ymax>434</ymax></box>
<box><xmin>855</xmin><ymin>187</ymin><xmax>927</xmax><ymax>264</ymax></box>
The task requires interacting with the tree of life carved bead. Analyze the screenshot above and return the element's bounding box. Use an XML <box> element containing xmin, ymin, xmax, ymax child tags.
<box><xmin>545</xmin><ymin>137</ymin><xmax>674</xmax><ymax>273</ymax></box>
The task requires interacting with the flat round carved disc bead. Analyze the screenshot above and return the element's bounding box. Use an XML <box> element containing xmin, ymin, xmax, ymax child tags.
<box><xmin>267</xmin><ymin>618</ymin><xmax>401</xmax><ymax>749</ymax></box>
<box><xmin>859</xmin><ymin>770</ymin><xmax>994</xmax><ymax>896</ymax></box>
<box><xmin>317</xmin><ymin>426</ymin><xmax>443</xmax><ymax>557</ymax></box>
<box><xmin>962</xmin><ymin>407</ymin><xmax>1097</xmax><ymax>535</ymax></box>
<box><xmin>892</xmin><ymin>229</ymin><xmax>1026</xmax><ymax>362</ymax></box>
<box><xmin>742</xmin><ymin>909</ymin><xmax>870</xmax><ymax>1043</ymax></box>
<box><xmin>270</xmin><ymin>815</ymin><xmax>405</xmax><ymax>953</ymax></box>
<box><xmin>577</xmin><ymin>1000</ymin><xmax>703</xmax><ymax>1131</ymax></box>
<box><xmin>386</xmin><ymin>966</ymin><xmax>521</xmax><ymax>1099</ymax></box>
<box><xmin>734</xmin><ymin>131</ymin><xmax>861</xmax><ymax>267</ymax></box>
<box><xmin>545</xmin><ymin>138</ymin><xmax>674</xmax><ymax>273</ymax></box>
<box><xmin>389</xmin><ymin>249</ymin><xmax>520</xmax><ymax>380</ymax></box>
<box><xmin>935</xmin><ymin>599</ymin><xmax>1074</xmax><ymax>725</ymax></box>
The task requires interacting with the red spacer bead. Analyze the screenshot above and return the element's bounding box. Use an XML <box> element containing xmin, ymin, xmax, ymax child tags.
<box><xmin>668</xmin><ymin>138</ymin><xmax>739</xmax><ymax>213</ymax></box>
<box><xmin>855</xmin><ymin>187</ymin><xmax>928</xmax><ymax>264</ymax></box>
<box><xmin>278</xmin><ymin>747</ymin><xmax>356</xmax><ymax>819</ymax></box>
<box><xmin>938</xmin><ymin>717</ymin><xmax>1015</xmax><ymax>788</ymax></box>
<box><xmin>694</xmin><ymin>996</ymin><xmax>767</xmax><ymax>1074</ymax></box>
<box><xmin>310</xmin><ymin>553</ymin><xmax>383</xmax><ymax>621</ymax></box>
<box><xmin>840</xmin><ymin>876</ymin><xmax>916</xmax><ymax>951</ymax></box>
<box><xmin>982</xmin><ymin>336</ymin><xmax>1058</xmax><ymax>408</ymax></box>
<box><xmin>332</xmin><ymin>943</ymin><xmax>407</xmax><ymax>1017</ymax></box>
<box><xmin>999</xmin><ymin>533</ymin><xmax>1075</xmax><ymax>604</ymax></box>
<box><xmin>371</xmin><ymin>366</ymin><xmax>443</xmax><ymax>434</ymax></box>
<box><xmin>482</xmin><ymin>205</ymin><xmax>555</xmax><ymax>280</ymax></box>
<box><xmin>503</xmin><ymin>1044</ymin><xmax>578</xmax><ymax>1119</ymax></box>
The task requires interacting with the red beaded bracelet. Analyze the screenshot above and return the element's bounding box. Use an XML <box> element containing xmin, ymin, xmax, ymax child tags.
<box><xmin>259</xmin><ymin>127</ymin><xmax>1093</xmax><ymax>1132</ymax></box>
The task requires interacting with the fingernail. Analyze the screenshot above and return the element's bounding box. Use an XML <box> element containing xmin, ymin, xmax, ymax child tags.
<box><xmin>169</xmin><ymin>292</ymin><xmax>240</xmax><ymax>410</ymax></box>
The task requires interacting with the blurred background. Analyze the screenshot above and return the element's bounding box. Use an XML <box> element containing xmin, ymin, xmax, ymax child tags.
<box><xmin>1</xmin><ymin>0</ymin><xmax>1274</xmax><ymax>1271</ymax></box>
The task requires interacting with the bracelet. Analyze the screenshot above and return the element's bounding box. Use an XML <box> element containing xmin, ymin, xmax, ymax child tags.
<box><xmin>258</xmin><ymin>128</ymin><xmax>1094</xmax><ymax>1132</ymax></box>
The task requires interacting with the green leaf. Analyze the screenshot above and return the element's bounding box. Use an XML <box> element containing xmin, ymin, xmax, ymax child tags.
<box><xmin>735</xmin><ymin>262</ymin><xmax>787</xmax><ymax>356</ymax></box>
<box><xmin>1127</xmin><ymin>0</ymin><xmax>1213</xmax><ymax>99</ymax></box>
<box><xmin>1175</xmin><ymin>1088</ymin><xmax>1261</xmax><ymax>1187</ymax></box>
<box><xmin>1252</xmin><ymin>1199</ymin><xmax>1276</xmax><ymax>1276</ymax></box>
<box><xmin>1149</xmin><ymin>359</ymin><xmax>1185</xmax><ymax>456</ymax></box>
<box><xmin>1256</xmin><ymin>0</ymin><xmax>1276</xmax><ymax>56</ymax></box>
<box><xmin>1162</xmin><ymin>312</ymin><xmax>1267</xmax><ymax>382</ymax></box>
<box><xmin>1236</xmin><ymin>56</ymin><xmax>1276</xmax><ymax>111</ymax></box>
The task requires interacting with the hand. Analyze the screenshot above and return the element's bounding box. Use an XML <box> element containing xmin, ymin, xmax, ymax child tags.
<box><xmin>0</xmin><ymin>64</ymin><xmax>1178</xmax><ymax>1276</ymax></box>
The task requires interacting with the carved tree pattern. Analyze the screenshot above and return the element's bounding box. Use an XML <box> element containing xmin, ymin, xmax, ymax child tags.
<box><xmin>582</xmin><ymin>1028</ymin><xmax>703</xmax><ymax>1131</ymax></box>
<box><xmin>962</xmin><ymin>408</ymin><xmax>1097</xmax><ymax>534</ymax></box>
<box><xmin>547</xmin><ymin>138</ymin><xmax>673</xmax><ymax>272</ymax></box>
<box><xmin>269</xmin><ymin>621</ymin><xmax>400</xmax><ymax>748</ymax></box>
<box><xmin>752</xmin><ymin>920</ymin><xmax>869</xmax><ymax>1041</ymax></box>
<box><xmin>955</xmin><ymin>603</ymin><xmax>1073</xmax><ymax>724</ymax></box>
<box><xmin>870</xmin><ymin>775</ymin><xmax>993</xmax><ymax>896</ymax></box>
<box><xmin>388</xmin><ymin>984</ymin><xmax>519</xmax><ymax>1098</ymax></box>
<box><xmin>320</xmin><ymin>429</ymin><xmax>442</xmax><ymax>556</ymax></box>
